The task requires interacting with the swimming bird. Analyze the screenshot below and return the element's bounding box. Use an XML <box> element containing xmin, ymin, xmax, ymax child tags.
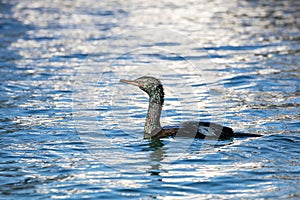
<box><xmin>120</xmin><ymin>76</ymin><xmax>261</xmax><ymax>140</ymax></box>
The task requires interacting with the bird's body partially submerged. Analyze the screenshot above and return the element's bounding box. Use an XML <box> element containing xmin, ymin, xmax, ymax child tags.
<box><xmin>120</xmin><ymin>76</ymin><xmax>261</xmax><ymax>140</ymax></box>
<box><xmin>151</xmin><ymin>121</ymin><xmax>234</xmax><ymax>140</ymax></box>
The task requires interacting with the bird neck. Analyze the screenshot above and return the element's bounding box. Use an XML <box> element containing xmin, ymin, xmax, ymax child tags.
<box><xmin>144</xmin><ymin>101</ymin><xmax>162</xmax><ymax>139</ymax></box>
<box><xmin>144</xmin><ymin>85</ymin><xmax>164</xmax><ymax>139</ymax></box>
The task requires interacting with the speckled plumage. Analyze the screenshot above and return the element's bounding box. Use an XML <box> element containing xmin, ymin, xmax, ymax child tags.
<box><xmin>120</xmin><ymin>76</ymin><xmax>261</xmax><ymax>140</ymax></box>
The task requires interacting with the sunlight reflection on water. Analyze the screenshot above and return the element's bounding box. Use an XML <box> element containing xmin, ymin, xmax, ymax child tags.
<box><xmin>0</xmin><ymin>0</ymin><xmax>299</xmax><ymax>199</ymax></box>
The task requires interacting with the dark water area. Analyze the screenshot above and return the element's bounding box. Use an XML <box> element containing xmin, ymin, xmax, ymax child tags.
<box><xmin>0</xmin><ymin>0</ymin><xmax>299</xmax><ymax>199</ymax></box>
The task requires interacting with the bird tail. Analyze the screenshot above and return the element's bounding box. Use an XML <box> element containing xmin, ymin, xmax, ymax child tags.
<box><xmin>233</xmin><ymin>132</ymin><xmax>262</xmax><ymax>138</ymax></box>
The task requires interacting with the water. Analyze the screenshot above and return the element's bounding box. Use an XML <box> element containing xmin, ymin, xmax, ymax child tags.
<box><xmin>1</xmin><ymin>0</ymin><xmax>299</xmax><ymax>199</ymax></box>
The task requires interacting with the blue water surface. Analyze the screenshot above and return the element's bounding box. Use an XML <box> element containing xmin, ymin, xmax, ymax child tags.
<box><xmin>0</xmin><ymin>0</ymin><xmax>299</xmax><ymax>199</ymax></box>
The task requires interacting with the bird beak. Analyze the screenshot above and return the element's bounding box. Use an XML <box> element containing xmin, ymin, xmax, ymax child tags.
<box><xmin>119</xmin><ymin>79</ymin><xmax>141</xmax><ymax>87</ymax></box>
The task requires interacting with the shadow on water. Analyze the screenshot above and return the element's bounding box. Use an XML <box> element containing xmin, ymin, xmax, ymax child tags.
<box><xmin>145</xmin><ymin>138</ymin><xmax>165</xmax><ymax>177</ymax></box>
<box><xmin>142</xmin><ymin>137</ymin><xmax>235</xmax><ymax>178</ymax></box>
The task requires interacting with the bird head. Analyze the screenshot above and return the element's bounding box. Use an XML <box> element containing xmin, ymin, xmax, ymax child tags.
<box><xmin>120</xmin><ymin>76</ymin><xmax>164</xmax><ymax>105</ymax></box>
